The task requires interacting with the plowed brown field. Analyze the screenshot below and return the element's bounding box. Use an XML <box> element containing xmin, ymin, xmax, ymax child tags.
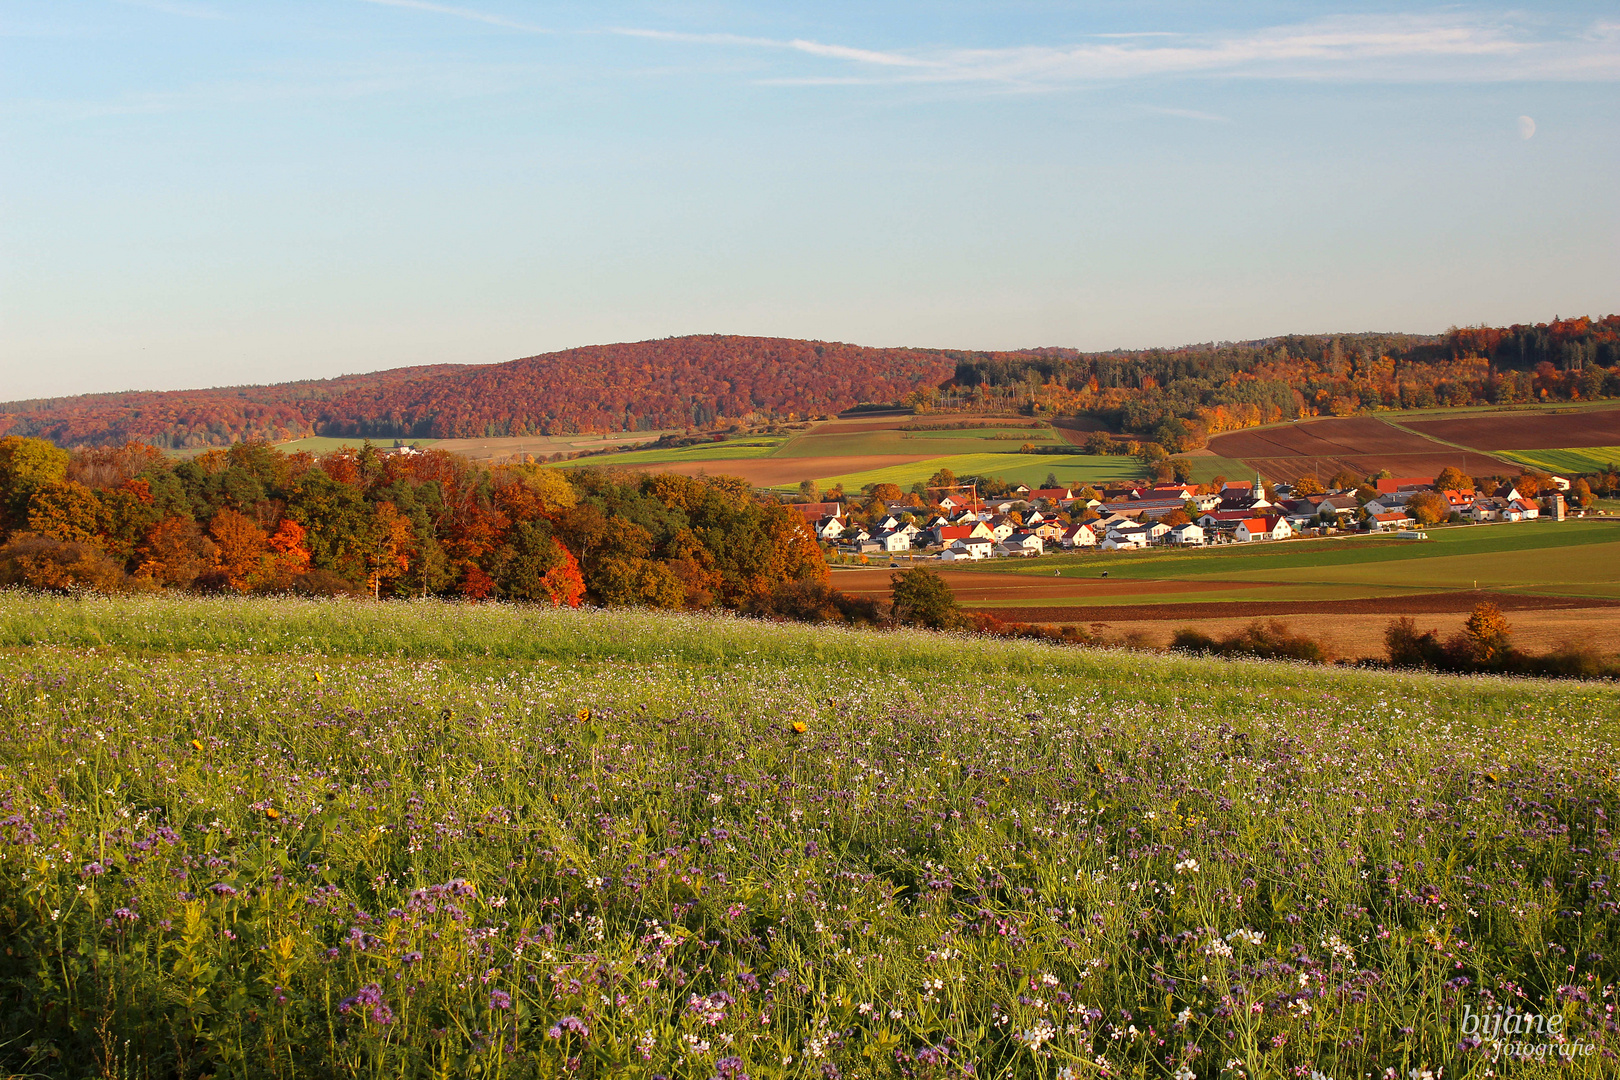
<box><xmin>1208</xmin><ymin>417</ymin><xmax>1514</xmax><ymax>483</ymax></box>
<box><xmin>1403</xmin><ymin>406</ymin><xmax>1620</xmax><ymax>451</ymax></box>
<box><xmin>828</xmin><ymin>572</ymin><xmax>1620</xmax><ymax>658</ymax></box>
<box><xmin>831</xmin><ymin>568</ymin><xmax>1265</xmax><ymax>602</ymax></box>
<box><xmin>966</xmin><ymin>591</ymin><xmax>1617</xmax><ymax>624</ymax></box>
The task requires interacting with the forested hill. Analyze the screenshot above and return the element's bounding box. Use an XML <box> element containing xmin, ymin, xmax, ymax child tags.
<box><xmin>0</xmin><ymin>365</ymin><xmax>468</xmax><ymax>451</ymax></box>
<box><xmin>943</xmin><ymin>316</ymin><xmax>1620</xmax><ymax>449</ymax></box>
<box><xmin>5</xmin><ymin>318</ymin><xmax>1617</xmax><ymax>451</ymax></box>
<box><xmin>316</xmin><ymin>335</ymin><xmax>959</xmax><ymax>441</ymax></box>
<box><xmin>0</xmin><ymin>336</ymin><xmax>962</xmax><ymax>450</ymax></box>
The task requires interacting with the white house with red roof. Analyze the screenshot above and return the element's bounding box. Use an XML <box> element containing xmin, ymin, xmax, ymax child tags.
<box><xmin>1235</xmin><ymin>515</ymin><xmax>1291</xmax><ymax>542</ymax></box>
<box><xmin>1366</xmin><ymin>510</ymin><xmax>1415</xmax><ymax>531</ymax></box>
<box><xmin>812</xmin><ymin>516</ymin><xmax>845</xmax><ymax>540</ymax></box>
<box><xmin>940</xmin><ymin>537</ymin><xmax>995</xmax><ymax>560</ymax></box>
<box><xmin>1059</xmin><ymin>523</ymin><xmax>1097</xmax><ymax>547</ymax></box>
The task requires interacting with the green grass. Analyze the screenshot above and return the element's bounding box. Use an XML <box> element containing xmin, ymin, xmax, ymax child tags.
<box><xmin>1173</xmin><ymin>455</ymin><xmax>1253</xmax><ymax>483</ymax></box>
<box><xmin>774</xmin><ymin>427</ymin><xmax>1064</xmax><ymax>458</ymax></box>
<box><xmin>1</xmin><ymin>594</ymin><xmax>1619</xmax><ymax>1078</ymax></box>
<box><xmin>814</xmin><ymin>453</ymin><xmax>1152</xmax><ymax>491</ymax></box>
<box><xmin>1498</xmin><ymin>447</ymin><xmax>1620</xmax><ymax>476</ymax></box>
<box><xmin>1212</xmin><ymin>538</ymin><xmax>1620</xmax><ymax>597</ymax></box>
<box><xmin>540</xmin><ymin>435</ymin><xmax>794</xmax><ymax>469</ymax></box>
<box><xmin>982</xmin><ymin>520</ymin><xmax>1620</xmax><ymax>597</ymax></box>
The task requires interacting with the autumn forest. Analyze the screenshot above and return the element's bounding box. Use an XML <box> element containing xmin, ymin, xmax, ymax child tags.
<box><xmin>4</xmin><ymin>317</ymin><xmax>1617</xmax><ymax>452</ymax></box>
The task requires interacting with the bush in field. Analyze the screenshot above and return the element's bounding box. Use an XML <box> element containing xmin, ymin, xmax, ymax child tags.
<box><xmin>1384</xmin><ymin>606</ymin><xmax>1617</xmax><ymax>678</ymax></box>
<box><xmin>888</xmin><ymin>567</ymin><xmax>961</xmax><ymax>630</ymax></box>
<box><xmin>1171</xmin><ymin>619</ymin><xmax>1329</xmax><ymax>662</ymax></box>
<box><xmin>746</xmin><ymin>578</ymin><xmax>885</xmax><ymax>624</ymax></box>
<box><xmin>1385</xmin><ymin>616</ymin><xmax>1447</xmax><ymax>668</ymax></box>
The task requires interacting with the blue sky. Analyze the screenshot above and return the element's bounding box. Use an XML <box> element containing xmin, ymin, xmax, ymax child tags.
<box><xmin>2</xmin><ymin>2</ymin><xmax>1617</xmax><ymax>399</ymax></box>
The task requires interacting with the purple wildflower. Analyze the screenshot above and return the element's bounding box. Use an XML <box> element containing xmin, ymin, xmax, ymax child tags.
<box><xmin>547</xmin><ymin>1015</ymin><xmax>589</xmax><ymax>1040</ymax></box>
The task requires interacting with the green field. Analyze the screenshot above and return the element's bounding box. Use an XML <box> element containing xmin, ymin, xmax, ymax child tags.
<box><xmin>775</xmin><ymin>425</ymin><xmax>1064</xmax><ymax>458</ymax></box>
<box><xmin>814</xmin><ymin>452</ymin><xmax>1116</xmax><ymax>490</ymax></box>
<box><xmin>2</xmin><ymin>595</ymin><xmax>1620</xmax><ymax>1077</ymax></box>
<box><xmin>982</xmin><ymin>519</ymin><xmax>1620</xmax><ymax>599</ymax></box>
<box><xmin>545</xmin><ymin>435</ymin><xmax>795</xmax><ymax>468</ymax></box>
<box><xmin>1499</xmin><ymin>447</ymin><xmax>1620</xmax><ymax>476</ymax></box>
<box><xmin>502</xmin><ymin>416</ymin><xmax>1253</xmax><ymax>491</ymax></box>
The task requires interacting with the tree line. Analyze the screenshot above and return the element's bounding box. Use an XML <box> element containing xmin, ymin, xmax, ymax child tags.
<box><xmin>0</xmin><ymin>438</ymin><xmax>829</xmax><ymax>613</ymax></box>
<box><xmin>936</xmin><ymin>316</ymin><xmax>1620</xmax><ymax>452</ymax></box>
<box><xmin>11</xmin><ymin>318</ymin><xmax>1615</xmax><ymax>455</ymax></box>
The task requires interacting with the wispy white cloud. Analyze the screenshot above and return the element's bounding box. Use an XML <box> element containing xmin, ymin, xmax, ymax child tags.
<box><xmin>606</xmin><ymin>27</ymin><xmax>932</xmax><ymax>68</ymax></box>
<box><xmin>342</xmin><ymin>4</ymin><xmax>1620</xmax><ymax>85</ymax></box>
<box><xmin>355</xmin><ymin>0</ymin><xmax>550</xmax><ymax>34</ymax></box>
<box><xmin>639</xmin><ymin>13</ymin><xmax>1620</xmax><ymax>85</ymax></box>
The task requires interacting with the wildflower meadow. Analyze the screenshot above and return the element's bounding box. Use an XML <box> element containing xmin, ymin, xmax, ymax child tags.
<box><xmin>1</xmin><ymin>592</ymin><xmax>1617</xmax><ymax>1079</ymax></box>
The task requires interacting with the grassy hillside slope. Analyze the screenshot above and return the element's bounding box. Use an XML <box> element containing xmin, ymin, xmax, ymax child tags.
<box><xmin>1</xmin><ymin>594</ymin><xmax>1617</xmax><ymax>1078</ymax></box>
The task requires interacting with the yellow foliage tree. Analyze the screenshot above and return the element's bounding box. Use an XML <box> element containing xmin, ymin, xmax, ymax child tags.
<box><xmin>1464</xmin><ymin>601</ymin><xmax>1512</xmax><ymax>662</ymax></box>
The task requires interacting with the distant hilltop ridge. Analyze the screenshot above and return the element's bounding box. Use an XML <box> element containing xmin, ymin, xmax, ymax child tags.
<box><xmin>3</xmin><ymin>318</ymin><xmax>1616</xmax><ymax>450</ymax></box>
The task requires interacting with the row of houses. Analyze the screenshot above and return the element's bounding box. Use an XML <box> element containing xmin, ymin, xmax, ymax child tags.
<box><xmin>796</xmin><ymin>469</ymin><xmax>1569</xmax><ymax>561</ymax></box>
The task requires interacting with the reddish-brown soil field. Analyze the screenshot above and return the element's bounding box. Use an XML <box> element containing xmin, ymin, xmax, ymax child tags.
<box><xmin>965</xmin><ymin>591</ymin><xmax>1618</xmax><ymax>624</ymax></box>
<box><xmin>830</xmin><ymin>568</ymin><xmax>1264</xmax><ymax>602</ymax></box>
<box><xmin>626</xmin><ymin>454</ymin><xmax>931</xmax><ymax>486</ymax></box>
<box><xmin>1236</xmin><ymin>453</ymin><xmax>1506</xmax><ymax>485</ymax></box>
<box><xmin>1208</xmin><ymin>417</ymin><xmax>1515</xmax><ymax>483</ymax></box>
<box><xmin>1051</xmin><ymin>417</ymin><xmax>1112</xmax><ymax>443</ymax></box>
<box><xmin>1210</xmin><ymin>417</ymin><xmax>1440</xmax><ymax>458</ymax></box>
<box><xmin>1403</xmin><ymin>407</ymin><xmax>1620</xmax><ymax>451</ymax></box>
<box><xmin>828</xmin><ymin>573</ymin><xmax>1620</xmax><ymax>658</ymax></box>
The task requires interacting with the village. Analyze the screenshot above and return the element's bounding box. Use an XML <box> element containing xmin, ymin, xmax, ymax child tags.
<box><xmin>796</xmin><ymin>470</ymin><xmax>1580</xmax><ymax>562</ymax></box>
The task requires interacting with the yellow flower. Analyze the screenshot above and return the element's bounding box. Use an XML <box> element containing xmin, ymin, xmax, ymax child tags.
<box><xmin>792</xmin><ymin>721</ymin><xmax>808</xmax><ymax>734</ymax></box>
<box><xmin>265</xmin><ymin>807</ymin><xmax>280</xmax><ymax>820</ymax></box>
<box><xmin>191</xmin><ymin>739</ymin><xmax>204</xmax><ymax>752</ymax></box>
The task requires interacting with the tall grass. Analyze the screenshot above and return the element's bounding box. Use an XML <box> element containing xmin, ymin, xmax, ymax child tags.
<box><xmin>1</xmin><ymin>593</ymin><xmax>1618</xmax><ymax>1078</ymax></box>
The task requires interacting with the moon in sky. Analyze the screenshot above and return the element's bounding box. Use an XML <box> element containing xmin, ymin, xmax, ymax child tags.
<box><xmin>1518</xmin><ymin>115</ymin><xmax>1536</xmax><ymax>140</ymax></box>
